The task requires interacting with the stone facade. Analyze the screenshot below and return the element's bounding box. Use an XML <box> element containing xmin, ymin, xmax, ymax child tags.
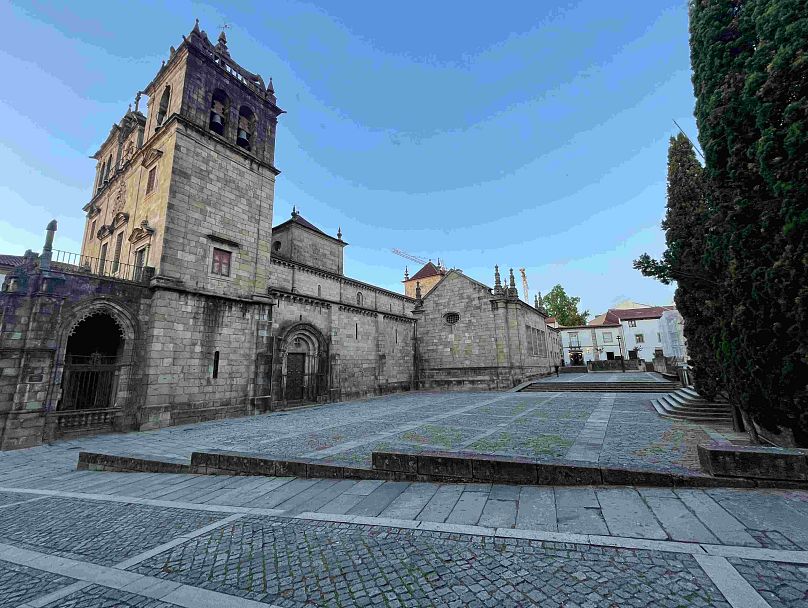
<box><xmin>414</xmin><ymin>268</ymin><xmax>557</xmax><ymax>390</ymax></box>
<box><xmin>0</xmin><ymin>22</ymin><xmax>557</xmax><ymax>450</ymax></box>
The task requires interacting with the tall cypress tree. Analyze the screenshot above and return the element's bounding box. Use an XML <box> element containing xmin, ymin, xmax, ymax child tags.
<box><xmin>635</xmin><ymin>134</ymin><xmax>724</xmax><ymax>399</ymax></box>
<box><xmin>689</xmin><ymin>0</ymin><xmax>807</xmax><ymax>445</ymax></box>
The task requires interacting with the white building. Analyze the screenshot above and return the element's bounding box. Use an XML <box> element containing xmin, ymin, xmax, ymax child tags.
<box><xmin>660</xmin><ymin>309</ymin><xmax>687</xmax><ymax>361</ymax></box>
<box><xmin>558</xmin><ymin>324</ymin><xmax>625</xmax><ymax>366</ymax></box>
<box><xmin>589</xmin><ymin>304</ymin><xmax>677</xmax><ymax>363</ymax></box>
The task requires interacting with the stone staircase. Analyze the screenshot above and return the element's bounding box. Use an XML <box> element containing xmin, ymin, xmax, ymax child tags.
<box><xmin>651</xmin><ymin>387</ymin><xmax>733</xmax><ymax>425</ymax></box>
<box><xmin>520</xmin><ymin>380</ymin><xmax>680</xmax><ymax>393</ymax></box>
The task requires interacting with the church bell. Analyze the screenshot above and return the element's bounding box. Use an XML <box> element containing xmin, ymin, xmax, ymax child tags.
<box><xmin>209</xmin><ymin>111</ymin><xmax>224</xmax><ymax>134</ymax></box>
<box><xmin>237</xmin><ymin>128</ymin><xmax>250</xmax><ymax>149</ymax></box>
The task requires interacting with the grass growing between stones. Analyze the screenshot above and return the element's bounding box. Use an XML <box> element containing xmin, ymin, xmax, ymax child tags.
<box><xmin>401</xmin><ymin>426</ymin><xmax>464</xmax><ymax>449</ymax></box>
<box><xmin>469</xmin><ymin>433</ymin><xmax>514</xmax><ymax>453</ymax></box>
<box><xmin>525</xmin><ymin>435</ymin><xmax>573</xmax><ymax>457</ymax></box>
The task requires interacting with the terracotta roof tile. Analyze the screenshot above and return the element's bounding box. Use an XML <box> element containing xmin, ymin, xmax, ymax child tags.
<box><xmin>0</xmin><ymin>255</ymin><xmax>24</xmax><ymax>267</ymax></box>
<box><xmin>409</xmin><ymin>262</ymin><xmax>444</xmax><ymax>281</ymax></box>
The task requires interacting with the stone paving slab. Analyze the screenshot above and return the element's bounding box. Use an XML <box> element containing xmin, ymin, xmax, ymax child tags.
<box><xmin>40</xmin><ymin>584</ymin><xmax>176</xmax><ymax>608</ymax></box>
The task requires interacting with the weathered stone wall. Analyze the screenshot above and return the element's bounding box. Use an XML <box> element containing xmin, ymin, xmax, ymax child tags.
<box><xmin>137</xmin><ymin>287</ymin><xmax>272</xmax><ymax>430</ymax></box>
<box><xmin>157</xmin><ymin>124</ymin><xmax>276</xmax><ymax>297</ymax></box>
<box><xmin>416</xmin><ymin>271</ymin><xmax>553</xmax><ymax>390</ymax></box>
<box><xmin>417</xmin><ymin>272</ymin><xmax>499</xmax><ymax>370</ymax></box>
<box><xmin>273</xmin><ymin>223</ymin><xmax>344</xmax><ymax>275</ymax></box>
<box><xmin>269</xmin><ymin>288</ymin><xmax>415</xmax><ymax>403</ymax></box>
<box><xmin>0</xmin><ymin>265</ymin><xmax>151</xmax><ymax>450</ymax></box>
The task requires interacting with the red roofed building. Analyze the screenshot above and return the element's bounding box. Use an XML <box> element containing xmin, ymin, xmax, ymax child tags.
<box><xmin>588</xmin><ymin>304</ymin><xmax>679</xmax><ymax>362</ymax></box>
<box><xmin>402</xmin><ymin>260</ymin><xmax>446</xmax><ymax>299</ymax></box>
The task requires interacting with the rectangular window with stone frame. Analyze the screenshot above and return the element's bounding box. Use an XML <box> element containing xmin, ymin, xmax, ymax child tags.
<box><xmin>134</xmin><ymin>246</ymin><xmax>148</xmax><ymax>281</ymax></box>
<box><xmin>112</xmin><ymin>232</ymin><xmax>124</xmax><ymax>273</ymax></box>
<box><xmin>211</xmin><ymin>247</ymin><xmax>231</xmax><ymax>277</ymax></box>
<box><xmin>98</xmin><ymin>242</ymin><xmax>108</xmax><ymax>275</ymax></box>
<box><xmin>635</xmin><ymin>333</ymin><xmax>644</xmax><ymax>343</ymax></box>
<box><xmin>145</xmin><ymin>166</ymin><xmax>157</xmax><ymax>195</ymax></box>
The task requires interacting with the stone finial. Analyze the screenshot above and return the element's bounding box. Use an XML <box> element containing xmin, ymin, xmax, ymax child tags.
<box><xmin>534</xmin><ymin>294</ymin><xmax>540</xmax><ymax>309</ymax></box>
<box><xmin>193</xmin><ymin>18</ymin><xmax>201</xmax><ymax>34</ymax></box>
<box><xmin>509</xmin><ymin>268</ymin><xmax>516</xmax><ymax>289</ymax></box>
<box><xmin>337</xmin><ymin>226</ymin><xmax>342</xmax><ymax>241</ymax></box>
<box><xmin>268</xmin><ymin>77</ymin><xmax>275</xmax><ymax>94</ymax></box>
<box><xmin>291</xmin><ymin>205</ymin><xmax>298</xmax><ymax>218</ymax></box>
<box><xmin>41</xmin><ymin>220</ymin><xmax>57</xmax><ymax>271</ymax></box>
<box><xmin>218</xmin><ymin>30</ymin><xmax>227</xmax><ymax>45</ymax></box>
<box><xmin>404</xmin><ymin>266</ymin><xmax>409</xmax><ymax>281</ymax></box>
<box><xmin>494</xmin><ymin>265</ymin><xmax>502</xmax><ymax>291</ymax></box>
<box><xmin>536</xmin><ymin>291</ymin><xmax>544</xmax><ymax>309</ymax></box>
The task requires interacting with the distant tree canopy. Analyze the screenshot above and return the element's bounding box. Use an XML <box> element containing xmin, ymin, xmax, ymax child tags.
<box><xmin>636</xmin><ymin>0</ymin><xmax>808</xmax><ymax>445</ymax></box>
<box><xmin>545</xmin><ymin>284</ymin><xmax>589</xmax><ymax>327</ymax></box>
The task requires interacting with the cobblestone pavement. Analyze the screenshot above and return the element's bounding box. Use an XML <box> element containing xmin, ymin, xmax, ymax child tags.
<box><xmin>8</xmin><ymin>384</ymin><xmax>731</xmax><ymax>476</ymax></box>
<box><xmin>0</xmin><ymin>452</ymin><xmax>806</xmax><ymax>605</ymax></box>
<box><xmin>134</xmin><ymin>517</ymin><xmax>730</xmax><ymax>607</ymax></box>
<box><xmin>0</xmin><ymin>559</ymin><xmax>75</xmax><ymax>607</ymax></box>
<box><xmin>0</xmin><ymin>382</ymin><xmax>805</xmax><ymax>606</ymax></box>
<box><xmin>729</xmin><ymin>559</ymin><xmax>808</xmax><ymax>607</ymax></box>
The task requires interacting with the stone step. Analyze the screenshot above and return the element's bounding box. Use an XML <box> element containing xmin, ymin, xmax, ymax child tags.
<box><xmin>666</xmin><ymin>391</ymin><xmax>710</xmax><ymax>407</ymax></box>
<box><xmin>652</xmin><ymin>399</ymin><xmax>732</xmax><ymax>424</ymax></box>
<box><xmin>658</xmin><ymin>394</ymin><xmax>729</xmax><ymax>415</ymax></box>
<box><xmin>521</xmin><ymin>382</ymin><xmax>680</xmax><ymax>393</ymax></box>
<box><xmin>652</xmin><ymin>390</ymin><xmax>733</xmax><ymax>424</ymax></box>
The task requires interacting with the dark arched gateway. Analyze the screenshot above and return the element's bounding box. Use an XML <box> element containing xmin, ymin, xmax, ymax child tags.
<box><xmin>60</xmin><ymin>313</ymin><xmax>123</xmax><ymax>411</ymax></box>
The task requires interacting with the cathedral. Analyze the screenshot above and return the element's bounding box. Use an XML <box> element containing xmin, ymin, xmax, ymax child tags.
<box><xmin>0</xmin><ymin>23</ymin><xmax>559</xmax><ymax>450</ymax></box>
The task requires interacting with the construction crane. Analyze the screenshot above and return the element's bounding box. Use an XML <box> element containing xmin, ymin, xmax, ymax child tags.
<box><xmin>519</xmin><ymin>268</ymin><xmax>529</xmax><ymax>302</ymax></box>
<box><xmin>391</xmin><ymin>248</ymin><xmax>428</xmax><ymax>266</ymax></box>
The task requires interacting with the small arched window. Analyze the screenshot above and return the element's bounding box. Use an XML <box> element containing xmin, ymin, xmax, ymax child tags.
<box><xmin>105</xmin><ymin>155</ymin><xmax>113</xmax><ymax>181</ymax></box>
<box><xmin>237</xmin><ymin>105</ymin><xmax>255</xmax><ymax>151</ymax></box>
<box><xmin>444</xmin><ymin>312</ymin><xmax>460</xmax><ymax>325</ymax></box>
<box><xmin>317</xmin><ymin>285</ymin><xmax>322</xmax><ymax>297</ymax></box>
<box><xmin>356</xmin><ymin>292</ymin><xmax>363</xmax><ymax>306</ymax></box>
<box><xmin>156</xmin><ymin>86</ymin><xmax>170</xmax><ymax>129</ymax></box>
<box><xmin>209</xmin><ymin>89</ymin><xmax>228</xmax><ymax>135</ymax></box>
<box><xmin>273</xmin><ymin>240</ymin><xmax>281</xmax><ymax>252</ymax></box>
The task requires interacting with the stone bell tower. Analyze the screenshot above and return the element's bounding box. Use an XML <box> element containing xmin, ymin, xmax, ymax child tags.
<box><xmin>143</xmin><ymin>20</ymin><xmax>285</xmax><ymax>298</ymax></box>
<box><xmin>81</xmin><ymin>20</ymin><xmax>284</xmax><ymax>300</ymax></box>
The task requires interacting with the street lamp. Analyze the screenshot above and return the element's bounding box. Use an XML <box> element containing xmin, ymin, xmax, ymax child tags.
<box><xmin>616</xmin><ymin>334</ymin><xmax>626</xmax><ymax>373</ymax></box>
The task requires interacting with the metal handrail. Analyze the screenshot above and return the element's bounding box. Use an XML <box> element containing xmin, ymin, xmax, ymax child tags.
<box><xmin>51</xmin><ymin>249</ymin><xmax>149</xmax><ymax>283</ymax></box>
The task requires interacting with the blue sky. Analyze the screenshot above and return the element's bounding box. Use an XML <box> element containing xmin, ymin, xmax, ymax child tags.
<box><xmin>0</xmin><ymin>0</ymin><xmax>696</xmax><ymax>315</ymax></box>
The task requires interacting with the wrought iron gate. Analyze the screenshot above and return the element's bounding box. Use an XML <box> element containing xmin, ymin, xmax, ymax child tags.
<box><xmin>60</xmin><ymin>353</ymin><xmax>120</xmax><ymax>411</ymax></box>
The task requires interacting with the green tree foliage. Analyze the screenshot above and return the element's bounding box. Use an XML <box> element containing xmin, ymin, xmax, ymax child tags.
<box><xmin>682</xmin><ymin>0</ymin><xmax>805</xmax><ymax>443</ymax></box>
<box><xmin>544</xmin><ymin>285</ymin><xmax>589</xmax><ymax>326</ymax></box>
<box><xmin>634</xmin><ymin>134</ymin><xmax>725</xmax><ymax>399</ymax></box>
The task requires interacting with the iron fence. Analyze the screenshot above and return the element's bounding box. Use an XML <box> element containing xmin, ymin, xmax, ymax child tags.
<box><xmin>51</xmin><ymin>249</ymin><xmax>149</xmax><ymax>283</ymax></box>
<box><xmin>60</xmin><ymin>354</ymin><xmax>120</xmax><ymax>411</ymax></box>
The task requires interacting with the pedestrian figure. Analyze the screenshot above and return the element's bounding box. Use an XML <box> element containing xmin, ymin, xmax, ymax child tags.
<box><xmin>554</xmin><ymin>364</ymin><xmax>560</xmax><ymax>377</ymax></box>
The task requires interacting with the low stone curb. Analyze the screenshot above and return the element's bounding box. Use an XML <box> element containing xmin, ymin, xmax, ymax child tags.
<box><xmin>77</xmin><ymin>450</ymin><xmax>808</xmax><ymax>489</ymax></box>
<box><xmin>698</xmin><ymin>442</ymin><xmax>808</xmax><ymax>482</ymax></box>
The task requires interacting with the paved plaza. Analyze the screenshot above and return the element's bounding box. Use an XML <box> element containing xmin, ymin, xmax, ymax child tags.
<box><xmin>34</xmin><ymin>373</ymin><xmax>731</xmax><ymax>477</ymax></box>
<box><xmin>0</xmin><ymin>383</ymin><xmax>806</xmax><ymax>606</ymax></box>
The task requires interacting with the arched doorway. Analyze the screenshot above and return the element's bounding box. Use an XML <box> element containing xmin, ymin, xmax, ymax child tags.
<box><xmin>278</xmin><ymin>323</ymin><xmax>328</xmax><ymax>404</ymax></box>
<box><xmin>60</xmin><ymin>313</ymin><xmax>123</xmax><ymax>411</ymax></box>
